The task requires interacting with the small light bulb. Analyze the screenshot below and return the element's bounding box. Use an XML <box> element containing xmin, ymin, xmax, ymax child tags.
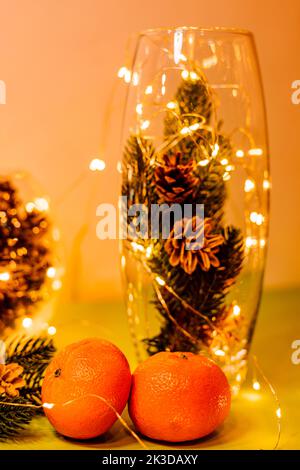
<box><xmin>245</xmin><ymin>236</ymin><xmax>257</xmax><ymax>248</ymax></box>
<box><xmin>166</xmin><ymin>101</ymin><xmax>177</xmax><ymax>110</ymax></box>
<box><xmin>244</xmin><ymin>179</ymin><xmax>255</xmax><ymax>192</ymax></box>
<box><xmin>117</xmin><ymin>66</ymin><xmax>127</xmax><ymax>78</ymax></box>
<box><xmin>47</xmin><ymin>267</ymin><xmax>56</xmax><ymax>279</ymax></box>
<box><xmin>34</xmin><ymin>198</ymin><xmax>49</xmax><ymax>212</ymax></box>
<box><xmin>22</xmin><ymin>317</ymin><xmax>33</xmax><ymax>329</ymax></box>
<box><xmin>135</xmin><ymin>103</ymin><xmax>143</xmax><ymax>115</ymax></box>
<box><xmin>189</xmin><ymin>71</ymin><xmax>199</xmax><ymax>81</ymax></box>
<box><xmin>47</xmin><ymin>326</ymin><xmax>57</xmax><ymax>336</ymax></box>
<box><xmin>233</xmin><ymin>304</ymin><xmax>241</xmax><ymax>317</ymax></box>
<box><xmin>132</xmin><ymin>72</ymin><xmax>139</xmax><ymax>86</ymax></box>
<box><xmin>145</xmin><ymin>246</ymin><xmax>152</xmax><ymax>258</ymax></box>
<box><xmin>89</xmin><ymin>158</ymin><xmax>106</xmax><ymax>172</ymax></box>
<box><xmin>145</xmin><ymin>85</ymin><xmax>153</xmax><ymax>95</ymax></box>
<box><xmin>220</xmin><ymin>158</ymin><xmax>228</xmax><ymax>166</ymax></box>
<box><xmin>155</xmin><ymin>276</ymin><xmax>165</xmax><ymax>286</ymax></box>
<box><xmin>189</xmin><ymin>122</ymin><xmax>200</xmax><ymax>131</ymax></box>
<box><xmin>25</xmin><ymin>202</ymin><xmax>35</xmax><ymax>213</ymax></box>
<box><xmin>211</xmin><ymin>143</ymin><xmax>219</xmax><ymax>157</ymax></box>
<box><xmin>253</xmin><ymin>381</ymin><xmax>261</xmax><ymax>391</ymax></box>
<box><xmin>236</xmin><ymin>149</ymin><xmax>244</xmax><ymax>158</ymax></box>
<box><xmin>180</xmin><ymin>126</ymin><xmax>190</xmax><ymax>135</ymax></box>
<box><xmin>52</xmin><ymin>279</ymin><xmax>62</xmax><ymax>291</ymax></box>
<box><xmin>121</xmin><ymin>255</ymin><xmax>126</xmax><ymax>268</ymax></box>
<box><xmin>43</xmin><ymin>402</ymin><xmax>55</xmax><ymax>410</ymax></box>
<box><xmin>249</xmin><ymin>148</ymin><xmax>263</xmax><ymax>156</ymax></box>
<box><xmin>124</xmin><ymin>69</ymin><xmax>132</xmax><ymax>84</ymax></box>
<box><xmin>198</xmin><ymin>159</ymin><xmax>209</xmax><ymax>167</ymax></box>
<box><xmin>276</xmin><ymin>407</ymin><xmax>282</xmax><ymax>419</ymax></box>
<box><xmin>263</xmin><ymin>179</ymin><xmax>271</xmax><ymax>190</ymax></box>
<box><xmin>140</xmin><ymin>120</ymin><xmax>150</xmax><ymax>130</ymax></box>
<box><xmin>215</xmin><ymin>349</ymin><xmax>225</xmax><ymax>357</ymax></box>
<box><xmin>181</xmin><ymin>70</ymin><xmax>189</xmax><ymax>80</ymax></box>
<box><xmin>0</xmin><ymin>272</ymin><xmax>10</xmax><ymax>281</ymax></box>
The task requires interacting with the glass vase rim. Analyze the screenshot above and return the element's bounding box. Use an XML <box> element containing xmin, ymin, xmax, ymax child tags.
<box><xmin>139</xmin><ymin>25</ymin><xmax>253</xmax><ymax>38</ymax></box>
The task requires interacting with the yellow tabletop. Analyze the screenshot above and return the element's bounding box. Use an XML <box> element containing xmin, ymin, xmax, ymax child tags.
<box><xmin>1</xmin><ymin>287</ymin><xmax>300</xmax><ymax>450</ymax></box>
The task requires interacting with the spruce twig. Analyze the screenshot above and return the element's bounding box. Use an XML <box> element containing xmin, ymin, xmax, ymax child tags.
<box><xmin>0</xmin><ymin>395</ymin><xmax>35</xmax><ymax>441</ymax></box>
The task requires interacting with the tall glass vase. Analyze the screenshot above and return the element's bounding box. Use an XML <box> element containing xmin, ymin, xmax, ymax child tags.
<box><xmin>120</xmin><ymin>27</ymin><xmax>269</xmax><ymax>394</ymax></box>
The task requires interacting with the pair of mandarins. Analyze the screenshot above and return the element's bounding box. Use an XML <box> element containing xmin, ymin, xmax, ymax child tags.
<box><xmin>42</xmin><ymin>338</ymin><xmax>231</xmax><ymax>443</ymax></box>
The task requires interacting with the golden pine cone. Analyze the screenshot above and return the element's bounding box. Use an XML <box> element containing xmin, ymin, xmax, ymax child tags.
<box><xmin>165</xmin><ymin>216</ymin><xmax>224</xmax><ymax>275</ymax></box>
<box><xmin>0</xmin><ymin>363</ymin><xmax>25</xmax><ymax>397</ymax></box>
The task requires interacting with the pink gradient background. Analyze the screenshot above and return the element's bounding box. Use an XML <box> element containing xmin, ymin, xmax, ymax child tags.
<box><xmin>0</xmin><ymin>0</ymin><xmax>299</xmax><ymax>299</ymax></box>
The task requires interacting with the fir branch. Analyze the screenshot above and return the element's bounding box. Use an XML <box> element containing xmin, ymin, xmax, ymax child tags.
<box><xmin>0</xmin><ymin>395</ymin><xmax>35</xmax><ymax>441</ymax></box>
<box><xmin>5</xmin><ymin>335</ymin><xmax>56</xmax><ymax>406</ymax></box>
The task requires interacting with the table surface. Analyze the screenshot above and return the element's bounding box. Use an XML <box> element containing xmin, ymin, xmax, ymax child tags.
<box><xmin>1</xmin><ymin>287</ymin><xmax>300</xmax><ymax>450</ymax></box>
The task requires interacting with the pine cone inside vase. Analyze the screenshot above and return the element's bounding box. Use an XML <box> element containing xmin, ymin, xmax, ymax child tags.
<box><xmin>154</xmin><ymin>153</ymin><xmax>198</xmax><ymax>203</ymax></box>
<box><xmin>0</xmin><ymin>363</ymin><xmax>25</xmax><ymax>398</ymax></box>
<box><xmin>165</xmin><ymin>216</ymin><xmax>224</xmax><ymax>275</ymax></box>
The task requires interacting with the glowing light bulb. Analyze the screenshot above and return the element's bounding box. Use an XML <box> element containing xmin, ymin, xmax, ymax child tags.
<box><xmin>276</xmin><ymin>407</ymin><xmax>282</xmax><ymax>419</ymax></box>
<box><xmin>211</xmin><ymin>143</ymin><xmax>219</xmax><ymax>157</ymax></box>
<box><xmin>46</xmin><ymin>267</ymin><xmax>56</xmax><ymax>279</ymax></box>
<box><xmin>214</xmin><ymin>349</ymin><xmax>225</xmax><ymax>357</ymax></box>
<box><xmin>189</xmin><ymin>122</ymin><xmax>200</xmax><ymax>131</ymax></box>
<box><xmin>52</xmin><ymin>279</ymin><xmax>62</xmax><ymax>291</ymax></box>
<box><xmin>245</xmin><ymin>236</ymin><xmax>257</xmax><ymax>248</ymax></box>
<box><xmin>135</xmin><ymin>103</ymin><xmax>143</xmax><ymax>115</ymax></box>
<box><xmin>117</xmin><ymin>66</ymin><xmax>127</xmax><ymax>78</ymax></box>
<box><xmin>181</xmin><ymin>70</ymin><xmax>189</xmax><ymax>80</ymax></box>
<box><xmin>225</xmin><ymin>164</ymin><xmax>234</xmax><ymax>172</ymax></box>
<box><xmin>43</xmin><ymin>402</ymin><xmax>55</xmax><ymax>410</ymax></box>
<box><xmin>131</xmin><ymin>241</ymin><xmax>144</xmax><ymax>252</ymax></box>
<box><xmin>263</xmin><ymin>179</ymin><xmax>271</xmax><ymax>190</ymax></box>
<box><xmin>132</xmin><ymin>72</ymin><xmax>139</xmax><ymax>86</ymax></box>
<box><xmin>180</xmin><ymin>126</ymin><xmax>190</xmax><ymax>135</ymax></box>
<box><xmin>199</xmin><ymin>159</ymin><xmax>210</xmax><ymax>167</ymax></box>
<box><xmin>121</xmin><ymin>255</ymin><xmax>126</xmax><ymax>268</ymax></box>
<box><xmin>34</xmin><ymin>198</ymin><xmax>49</xmax><ymax>212</ymax></box>
<box><xmin>189</xmin><ymin>71</ymin><xmax>199</xmax><ymax>81</ymax></box>
<box><xmin>89</xmin><ymin>158</ymin><xmax>106</xmax><ymax>172</ymax></box>
<box><xmin>146</xmin><ymin>246</ymin><xmax>152</xmax><ymax>259</ymax></box>
<box><xmin>155</xmin><ymin>276</ymin><xmax>165</xmax><ymax>287</ymax></box>
<box><xmin>233</xmin><ymin>304</ymin><xmax>241</xmax><ymax>317</ymax></box>
<box><xmin>22</xmin><ymin>317</ymin><xmax>33</xmax><ymax>329</ymax></box>
<box><xmin>220</xmin><ymin>158</ymin><xmax>228</xmax><ymax>166</ymax></box>
<box><xmin>145</xmin><ymin>85</ymin><xmax>153</xmax><ymax>95</ymax></box>
<box><xmin>236</xmin><ymin>149</ymin><xmax>244</xmax><ymax>158</ymax></box>
<box><xmin>124</xmin><ymin>69</ymin><xmax>132</xmax><ymax>84</ymax></box>
<box><xmin>260</xmin><ymin>239</ymin><xmax>266</xmax><ymax>248</ymax></box>
<box><xmin>0</xmin><ymin>272</ymin><xmax>10</xmax><ymax>281</ymax></box>
<box><xmin>140</xmin><ymin>120</ymin><xmax>150</xmax><ymax>130</ymax></box>
<box><xmin>250</xmin><ymin>212</ymin><xmax>264</xmax><ymax>226</ymax></box>
<box><xmin>166</xmin><ymin>101</ymin><xmax>177</xmax><ymax>110</ymax></box>
<box><xmin>25</xmin><ymin>202</ymin><xmax>35</xmax><ymax>213</ymax></box>
<box><xmin>244</xmin><ymin>179</ymin><xmax>255</xmax><ymax>192</ymax></box>
<box><xmin>253</xmin><ymin>381</ymin><xmax>261</xmax><ymax>391</ymax></box>
<box><xmin>249</xmin><ymin>148</ymin><xmax>263</xmax><ymax>156</ymax></box>
<box><xmin>47</xmin><ymin>326</ymin><xmax>57</xmax><ymax>336</ymax></box>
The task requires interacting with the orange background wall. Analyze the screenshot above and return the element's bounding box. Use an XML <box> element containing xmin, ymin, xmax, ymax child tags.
<box><xmin>0</xmin><ymin>0</ymin><xmax>299</xmax><ymax>299</ymax></box>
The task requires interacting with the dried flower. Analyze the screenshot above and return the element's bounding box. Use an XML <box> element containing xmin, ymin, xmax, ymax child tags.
<box><xmin>0</xmin><ymin>363</ymin><xmax>25</xmax><ymax>397</ymax></box>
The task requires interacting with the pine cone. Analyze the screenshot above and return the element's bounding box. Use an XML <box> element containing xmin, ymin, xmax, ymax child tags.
<box><xmin>165</xmin><ymin>216</ymin><xmax>224</xmax><ymax>275</ymax></box>
<box><xmin>0</xmin><ymin>363</ymin><xmax>25</xmax><ymax>397</ymax></box>
<box><xmin>154</xmin><ymin>153</ymin><xmax>197</xmax><ymax>203</ymax></box>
